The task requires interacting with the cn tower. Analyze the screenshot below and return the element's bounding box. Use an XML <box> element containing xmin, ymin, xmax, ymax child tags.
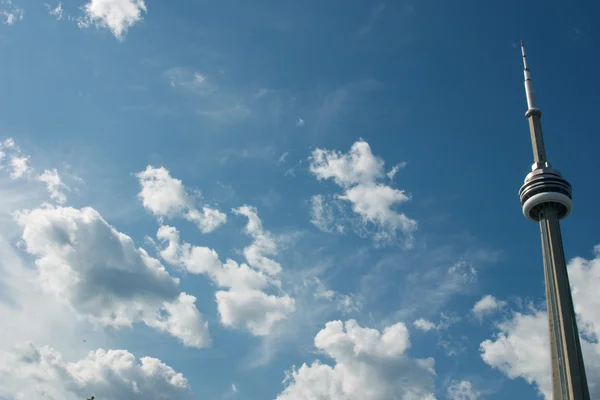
<box><xmin>518</xmin><ymin>42</ymin><xmax>590</xmax><ymax>399</ymax></box>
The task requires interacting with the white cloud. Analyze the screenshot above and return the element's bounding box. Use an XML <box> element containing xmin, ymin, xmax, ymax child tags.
<box><xmin>186</xmin><ymin>206</ymin><xmax>228</xmax><ymax>234</ymax></box>
<box><xmin>37</xmin><ymin>168</ymin><xmax>69</xmax><ymax>204</ymax></box>
<box><xmin>480</xmin><ymin>244</ymin><xmax>600</xmax><ymax>399</ymax></box>
<box><xmin>0</xmin><ymin>0</ymin><xmax>24</xmax><ymax>25</ymax></box>
<box><xmin>296</xmin><ymin>117</ymin><xmax>305</xmax><ymax>127</ymax></box>
<box><xmin>277</xmin><ymin>319</ymin><xmax>436</xmax><ymax>400</ymax></box>
<box><xmin>310</xmin><ymin>194</ymin><xmax>345</xmax><ymax>234</ymax></box>
<box><xmin>480</xmin><ymin>311</ymin><xmax>554</xmax><ymax>399</ymax></box>
<box><xmin>137</xmin><ymin>166</ymin><xmax>190</xmax><ymax>216</ymax></box>
<box><xmin>0</xmin><ymin>343</ymin><xmax>191</xmax><ymax>399</ymax></box>
<box><xmin>78</xmin><ymin>0</ymin><xmax>147</xmax><ymax>40</ymax></box>
<box><xmin>0</xmin><ymin>139</ymin><xmax>27</xmax><ymax>179</ymax></box>
<box><xmin>233</xmin><ymin>205</ymin><xmax>282</xmax><ymax>276</ymax></box>
<box><xmin>413</xmin><ymin>314</ymin><xmax>460</xmax><ymax>334</ymax></box>
<box><xmin>0</xmin><ymin>138</ymin><xmax>82</xmax><ymax>205</ymax></box>
<box><xmin>310</xmin><ymin>140</ymin><xmax>385</xmax><ymax>187</ymax></box>
<box><xmin>0</xmin><ymin>139</ymin><xmax>34</xmax><ymax>180</ymax></box>
<box><xmin>472</xmin><ymin>295</ymin><xmax>506</xmax><ymax>319</ymax></box>
<box><xmin>414</xmin><ymin>318</ymin><xmax>437</xmax><ymax>332</ymax></box>
<box><xmin>387</xmin><ymin>162</ymin><xmax>407</xmax><ymax>180</ymax></box>
<box><xmin>9</xmin><ymin>155</ymin><xmax>30</xmax><ymax>179</ymax></box>
<box><xmin>16</xmin><ymin>205</ymin><xmax>210</xmax><ymax>348</ymax></box>
<box><xmin>163</xmin><ymin>68</ymin><xmax>216</xmax><ymax>94</ymax></box>
<box><xmin>311</xmin><ymin>278</ymin><xmax>363</xmax><ymax>314</ymax></box>
<box><xmin>156</xmin><ymin>206</ymin><xmax>295</xmax><ymax>336</ymax></box>
<box><xmin>309</xmin><ymin>140</ymin><xmax>416</xmax><ymax>246</ymax></box>
<box><xmin>278</xmin><ymin>152</ymin><xmax>289</xmax><ymax>164</ymax></box>
<box><xmin>216</xmin><ymin>289</ymin><xmax>295</xmax><ymax>336</ymax></box>
<box><xmin>45</xmin><ymin>1</ymin><xmax>65</xmax><ymax>20</ymax></box>
<box><xmin>137</xmin><ymin>166</ymin><xmax>226</xmax><ymax>233</ymax></box>
<box><xmin>447</xmin><ymin>380</ymin><xmax>480</xmax><ymax>400</ymax></box>
<box><xmin>2</xmin><ymin>137</ymin><xmax>14</xmax><ymax>148</ymax></box>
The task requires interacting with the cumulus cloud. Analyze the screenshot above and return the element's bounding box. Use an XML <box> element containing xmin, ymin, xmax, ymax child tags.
<box><xmin>16</xmin><ymin>205</ymin><xmax>210</xmax><ymax>348</ymax></box>
<box><xmin>137</xmin><ymin>166</ymin><xmax>226</xmax><ymax>233</ymax></box>
<box><xmin>277</xmin><ymin>319</ymin><xmax>436</xmax><ymax>400</ymax></box>
<box><xmin>233</xmin><ymin>205</ymin><xmax>282</xmax><ymax>276</ymax></box>
<box><xmin>78</xmin><ymin>0</ymin><xmax>147</xmax><ymax>40</ymax></box>
<box><xmin>309</xmin><ymin>140</ymin><xmax>416</xmax><ymax>246</ymax></box>
<box><xmin>414</xmin><ymin>318</ymin><xmax>437</xmax><ymax>332</ymax></box>
<box><xmin>447</xmin><ymin>380</ymin><xmax>480</xmax><ymax>400</ymax></box>
<box><xmin>480</xmin><ymin>245</ymin><xmax>600</xmax><ymax>399</ymax></box>
<box><xmin>156</xmin><ymin>206</ymin><xmax>295</xmax><ymax>336</ymax></box>
<box><xmin>472</xmin><ymin>295</ymin><xmax>506</xmax><ymax>319</ymax></box>
<box><xmin>0</xmin><ymin>343</ymin><xmax>191</xmax><ymax>399</ymax></box>
<box><xmin>37</xmin><ymin>168</ymin><xmax>69</xmax><ymax>204</ymax></box>
<box><xmin>216</xmin><ymin>289</ymin><xmax>295</xmax><ymax>336</ymax></box>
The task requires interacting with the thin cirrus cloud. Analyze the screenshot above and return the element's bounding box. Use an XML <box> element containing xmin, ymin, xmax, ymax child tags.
<box><xmin>309</xmin><ymin>139</ymin><xmax>416</xmax><ymax>246</ymax></box>
<box><xmin>156</xmin><ymin>205</ymin><xmax>295</xmax><ymax>336</ymax></box>
<box><xmin>480</xmin><ymin>244</ymin><xmax>600</xmax><ymax>399</ymax></box>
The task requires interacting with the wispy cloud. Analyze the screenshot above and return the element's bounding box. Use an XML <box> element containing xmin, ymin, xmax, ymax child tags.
<box><xmin>387</xmin><ymin>162</ymin><xmax>407</xmax><ymax>180</ymax></box>
<box><xmin>316</xmin><ymin>80</ymin><xmax>383</xmax><ymax>128</ymax></box>
<box><xmin>37</xmin><ymin>169</ymin><xmax>69</xmax><ymax>204</ymax></box>
<box><xmin>277</xmin><ymin>152</ymin><xmax>289</xmax><ymax>164</ymax></box>
<box><xmin>163</xmin><ymin>66</ymin><xmax>263</xmax><ymax>123</ymax></box>
<box><xmin>0</xmin><ymin>0</ymin><xmax>24</xmax><ymax>25</ymax></box>
<box><xmin>45</xmin><ymin>1</ymin><xmax>70</xmax><ymax>20</ymax></box>
<box><xmin>357</xmin><ymin>3</ymin><xmax>386</xmax><ymax>36</ymax></box>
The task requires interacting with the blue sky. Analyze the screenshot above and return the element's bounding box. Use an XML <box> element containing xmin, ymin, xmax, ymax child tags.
<box><xmin>0</xmin><ymin>0</ymin><xmax>599</xmax><ymax>399</ymax></box>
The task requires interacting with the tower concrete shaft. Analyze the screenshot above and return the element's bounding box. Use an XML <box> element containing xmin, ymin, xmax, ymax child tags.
<box><xmin>518</xmin><ymin>42</ymin><xmax>590</xmax><ymax>400</ymax></box>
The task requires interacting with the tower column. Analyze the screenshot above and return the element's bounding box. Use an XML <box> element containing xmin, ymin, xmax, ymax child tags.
<box><xmin>518</xmin><ymin>42</ymin><xmax>590</xmax><ymax>400</ymax></box>
<box><xmin>539</xmin><ymin>204</ymin><xmax>590</xmax><ymax>400</ymax></box>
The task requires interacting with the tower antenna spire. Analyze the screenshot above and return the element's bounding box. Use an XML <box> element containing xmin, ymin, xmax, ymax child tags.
<box><xmin>521</xmin><ymin>41</ymin><xmax>536</xmax><ymax>110</ymax></box>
